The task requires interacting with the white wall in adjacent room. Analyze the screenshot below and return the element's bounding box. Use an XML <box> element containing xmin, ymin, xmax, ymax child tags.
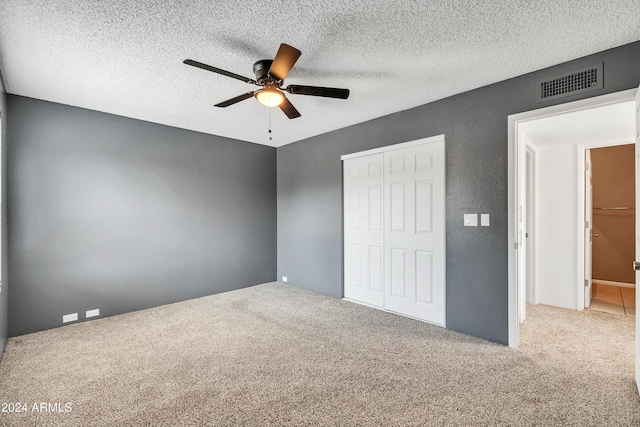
<box><xmin>535</xmin><ymin>143</ymin><xmax>578</xmax><ymax>309</ymax></box>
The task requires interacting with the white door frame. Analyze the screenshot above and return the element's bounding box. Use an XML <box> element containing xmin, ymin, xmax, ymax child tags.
<box><xmin>507</xmin><ymin>88</ymin><xmax>637</xmax><ymax>348</ymax></box>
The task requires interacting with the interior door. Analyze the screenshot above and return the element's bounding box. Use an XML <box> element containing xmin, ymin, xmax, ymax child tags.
<box><xmin>517</xmin><ymin>141</ymin><xmax>527</xmax><ymax>323</ymax></box>
<box><xmin>343</xmin><ymin>153</ymin><xmax>384</xmax><ymax>307</ymax></box>
<box><xmin>634</xmin><ymin>85</ymin><xmax>640</xmax><ymax>393</ymax></box>
<box><xmin>383</xmin><ymin>140</ymin><xmax>445</xmax><ymax>326</ymax></box>
<box><xmin>526</xmin><ymin>149</ymin><xmax>535</xmax><ymax>305</ymax></box>
<box><xmin>585</xmin><ymin>149</ymin><xmax>593</xmax><ymax>308</ymax></box>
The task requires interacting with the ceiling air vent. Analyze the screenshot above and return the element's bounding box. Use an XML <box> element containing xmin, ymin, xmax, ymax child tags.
<box><xmin>536</xmin><ymin>63</ymin><xmax>603</xmax><ymax>103</ymax></box>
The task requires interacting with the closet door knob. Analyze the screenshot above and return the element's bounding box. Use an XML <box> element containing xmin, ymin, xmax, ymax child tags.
<box><xmin>591</xmin><ymin>233</ymin><xmax>598</xmax><ymax>237</ymax></box>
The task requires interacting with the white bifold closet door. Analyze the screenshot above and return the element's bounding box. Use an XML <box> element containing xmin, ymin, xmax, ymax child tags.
<box><xmin>383</xmin><ymin>142</ymin><xmax>445</xmax><ymax>324</ymax></box>
<box><xmin>343</xmin><ymin>137</ymin><xmax>445</xmax><ymax>326</ymax></box>
<box><xmin>343</xmin><ymin>153</ymin><xmax>385</xmax><ymax>307</ymax></box>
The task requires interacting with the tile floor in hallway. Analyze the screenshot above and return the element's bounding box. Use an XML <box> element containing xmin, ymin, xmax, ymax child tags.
<box><xmin>588</xmin><ymin>283</ymin><xmax>635</xmax><ymax>316</ymax></box>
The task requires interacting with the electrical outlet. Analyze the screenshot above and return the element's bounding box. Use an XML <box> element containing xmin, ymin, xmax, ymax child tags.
<box><xmin>282</xmin><ymin>276</ymin><xmax>288</xmax><ymax>282</ymax></box>
<box><xmin>481</xmin><ymin>214</ymin><xmax>490</xmax><ymax>226</ymax></box>
<box><xmin>86</xmin><ymin>309</ymin><xmax>100</xmax><ymax>318</ymax></box>
<box><xmin>62</xmin><ymin>313</ymin><xmax>78</xmax><ymax>323</ymax></box>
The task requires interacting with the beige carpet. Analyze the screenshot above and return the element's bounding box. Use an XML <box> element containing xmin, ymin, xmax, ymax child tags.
<box><xmin>0</xmin><ymin>282</ymin><xmax>638</xmax><ymax>426</ymax></box>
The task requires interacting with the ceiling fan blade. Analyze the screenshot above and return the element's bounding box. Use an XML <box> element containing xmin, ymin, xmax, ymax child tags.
<box><xmin>279</xmin><ymin>96</ymin><xmax>301</xmax><ymax>119</ymax></box>
<box><xmin>214</xmin><ymin>91</ymin><xmax>256</xmax><ymax>107</ymax></box>
<box><xmin>285</xmin><ymin>85</ymin><xmax>350</xmax><ymax>99</ymax></box>
<box><xmin>184</xmin><ymin>59</ymin><xmax>256</xmax><ymax>84</ymax></box>
<box><xmin>268</xmin><ymin>44</ymin><xmax>301</xmax><ymax>81</ymax></box>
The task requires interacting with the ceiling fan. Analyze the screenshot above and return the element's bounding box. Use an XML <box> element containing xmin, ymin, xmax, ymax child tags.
<box><xmin>183</xmin><ymin>44</ymin><xmax>350</xmax><ymax>119</ymax></box>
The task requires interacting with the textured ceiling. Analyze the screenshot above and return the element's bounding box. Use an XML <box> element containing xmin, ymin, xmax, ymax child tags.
<box><xmin>0</xmin><ymin>1</ymin><xmax>639</xmax><ymax>147</ymax></box>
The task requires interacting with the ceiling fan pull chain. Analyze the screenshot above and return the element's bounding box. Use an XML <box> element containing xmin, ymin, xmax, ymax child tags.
<box><xmin>268</xmin><ymin>107</ymin><xmax>273</xmax><ymax>141</ymax></box>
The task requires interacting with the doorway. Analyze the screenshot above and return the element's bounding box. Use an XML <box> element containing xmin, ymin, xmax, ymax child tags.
<box><xmin>519</xmin><ymin>103</ymin><xmax>635</xmax><ymax>321</ymax></box>
<box><xmin>509</xmin><ymin>87</ymin><xmax>640</xmax><ymax>394</ymax></box>
<box><xmin>508</xmin><ymin>88</ymin><xmax>638</xmax><ymax>348</ymax></box>
<box><xmin>588</xmin><ymin>144</ymin><xmax>636</xmax><ymax>316</ymax></box>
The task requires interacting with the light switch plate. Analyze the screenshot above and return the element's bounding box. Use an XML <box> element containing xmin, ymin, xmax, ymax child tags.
<box><xmin>464</xmin><ymin>214</ymin><xmax>478</xmax><ymax>227</ymax></box>
<box><xmin>481</xmin><ymin>214</ymin><xmax>490</xmax><ymax>226</ymax></box>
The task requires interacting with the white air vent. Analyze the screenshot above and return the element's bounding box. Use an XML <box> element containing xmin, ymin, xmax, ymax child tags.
<box><xmin>536</xmin><ymin>63</ymin><xmax>603</xmax><ymax>103</ymax></box>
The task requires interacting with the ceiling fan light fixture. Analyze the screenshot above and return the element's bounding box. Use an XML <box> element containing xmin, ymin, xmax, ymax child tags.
<box><xmin>255</xmin><ymin>89</ymin><xmax>284</xmax><ymax>107</ymax></box>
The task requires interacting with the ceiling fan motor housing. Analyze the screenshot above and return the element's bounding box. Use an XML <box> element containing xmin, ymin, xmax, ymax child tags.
<box><xmin>253</xmin><ymin>60</ymin><xmax>276</xmax><ymax>86</ymax></box>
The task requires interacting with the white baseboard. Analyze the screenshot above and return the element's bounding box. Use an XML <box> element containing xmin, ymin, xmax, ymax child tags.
<box><xmin>593</xmin><ymin>279</ymin><xmax>636</xmax><ymax>289</ymax></box>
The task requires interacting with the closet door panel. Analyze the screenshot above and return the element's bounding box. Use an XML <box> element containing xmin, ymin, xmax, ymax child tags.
<box><xmin>384</xmin><ymin>141</ymin><xmax>445</xmax><ymax>325</ymax></box>
<box><xmin>416</xmin><ymin>250</ymin><xmax>434</xmax><ymax>305</ymax></box>
<box><xmin>344</xmin><ymin>153</ymin><xmax>384</xmax><ymax>307</ymax></box>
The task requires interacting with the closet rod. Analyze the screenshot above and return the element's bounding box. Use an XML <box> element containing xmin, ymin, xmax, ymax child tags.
<box><xmin>593</xmin><ymin>207</ymin><xmax>633</xmax><ymax>210</ymax></box>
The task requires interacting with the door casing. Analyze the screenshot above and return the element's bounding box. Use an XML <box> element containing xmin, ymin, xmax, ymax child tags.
<box><xmin>508</xmin><ymin>88</ymin><xmax>637</xmax><ymax>348</ymax></box>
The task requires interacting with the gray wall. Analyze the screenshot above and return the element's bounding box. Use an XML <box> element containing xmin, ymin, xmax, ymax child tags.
<box><xmin>7</xmin><ymin>95</ymin><xmax>276</xmax><ymax>337</ymax></box>
<box><xmin>0</xmin><ymin>75</ymin><xmax>7</xmax><ymax>356</ymax></box>
<box><xmin>277</xmin><ymin>41</ymin><xmax>640</xmax><ymax>344</ymax></box>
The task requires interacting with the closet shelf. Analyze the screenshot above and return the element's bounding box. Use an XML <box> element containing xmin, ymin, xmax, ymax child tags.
<box><xmin>593</xmin><ymin>207</ymin><xmax>634</xmax><ymax>210</ymax></box>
